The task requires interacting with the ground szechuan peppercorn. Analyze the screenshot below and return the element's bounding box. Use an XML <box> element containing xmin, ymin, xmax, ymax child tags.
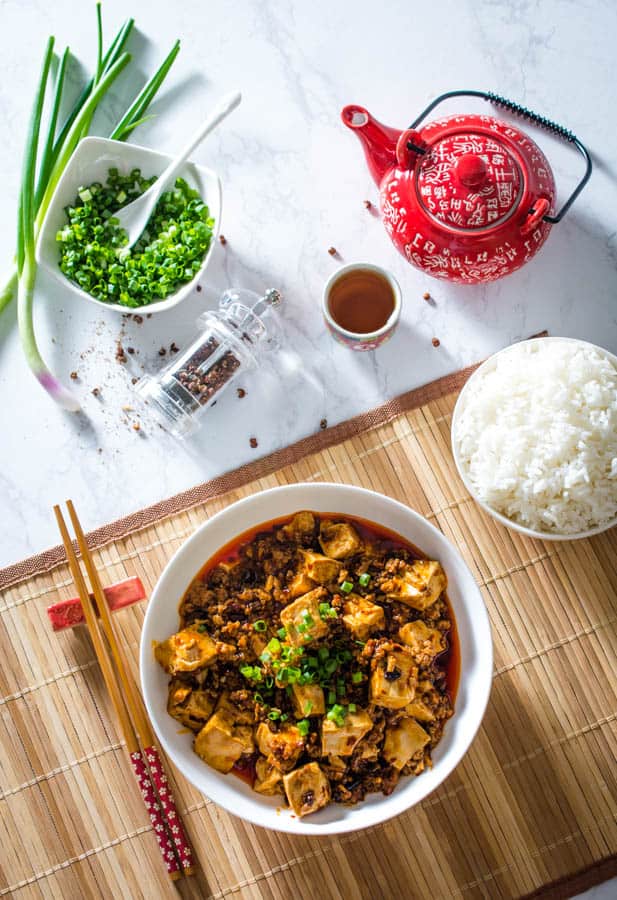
<box><xmin>423</xmin><ymin>291</ymin><xmax>431</xmax><ymax>300</ymax></box>
<box><xmin>219</xmin><ymin>234</ymin><xmax>227</xmax><ymax>245</ymax></box>
<box><xmin>363</xmin><ymin>200</ymin><xmax>372</xmax><ymax>209</ymax></box>
<box><xmin>127</xmin><ymin>346</ymin><xmax>135</xmax><ymax>355</ymax></box>
<box><xmin>320</xmin><ymin>418</ymin><xmax>328</xmax><ymax>430</ymax></box>
<box><xmin>131</xmin><ymin>376</ymin><xmax>138</xmax><ymax>385</ymax></box>
<box><xmin>250</xmin><ymin>437</ymin><xmax>258</xmax><ymax>448</ymax></box>
<box><xmin>115</xmin><ymin>342</ymin><xmax>126</xmax><ymax>363</ymax></box>
<box><xmin>158</xmin><ymin>347</ymin><xmax>167</xmax><ymax>356</ymax></box>
<box><xmin>432</xmin><ymin>337</ymin><xmax>440</xmax><ymax>347</ymax></box>
<box><xmin>170</xmin><ymin>342</ymin><xmax>179</xmax><ymax>354</ymax></box>
<box><xmin>91</xmin><ymin>387</ymin><xmax>100</xmax><ymax>397</ymax></box>
<box><xmin>173</xmin><ymin>338</ymin><xmax>241</xmax><ymax>407</ymax></box>
<box><xmin>328</xmin><ymin>246</ymin><xmax>337</xmax><ymax>256</ymax></box>
<box><xmin>133</xmin><ymin>314</ymin><xmax>144</xmax><ymax>324</ymax></box>
<box><xmin>69</xmin><ymin>371</ymin><xmax>78</xmax><ymax>380</ymax></box>
<box><xmin>196</xmin><ymin>284</ymin><xmax>202</xmax><ymax>292</ymax></box>
<box><xmin>237</xmin><ymin>388</ymin><xmax>246</xmax><ymax>398</ymax></box>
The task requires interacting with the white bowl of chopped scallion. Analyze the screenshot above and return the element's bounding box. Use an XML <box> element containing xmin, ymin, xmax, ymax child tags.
<box><xmin>36</xmin><ymin>136</ymin><xmax>221</xmax><ymax>313</ymax></box>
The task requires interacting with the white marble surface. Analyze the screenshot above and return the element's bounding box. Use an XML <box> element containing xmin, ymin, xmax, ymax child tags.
<box><xmin>1</xmin><ymin>0</ymin><xmax>616</xmax><ymax>574</ymax></box>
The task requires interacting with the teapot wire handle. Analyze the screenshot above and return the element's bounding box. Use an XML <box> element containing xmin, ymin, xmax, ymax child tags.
<box><xmin>409</xmin><ymin>89</ymin><xmax>592</xmax><ymax>224</ymax></box>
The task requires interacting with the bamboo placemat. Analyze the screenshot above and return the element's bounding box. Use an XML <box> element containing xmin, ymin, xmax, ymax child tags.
<box><xmin>1</xmin><ymin>369</ymin><xmax>616</xmax><ymax>899</ymax></box>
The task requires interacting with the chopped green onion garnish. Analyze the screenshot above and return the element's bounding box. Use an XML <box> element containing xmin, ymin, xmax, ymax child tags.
<box><xmin>259</xmin><ymin>651</ymin><xmax>271</xmax><ymax>662</ymax></box>
<box><xmin>240</xmin><ymin>665</ymin><xmax>262</xmax><ymax>682</ymax></box>
<box><xmin>348</xmin><ymin>703</ymin><xmax>357</xmax><ymax>713</ymax></box>
<box><xmin>304</xmin><ymin>700</ymin><xmax>313</xmax><ymax>715</ymax></box>
<box><xmin>277</xmin><ymin>627</ymin><xmax>287</xmax><ymax>639</ymax></box>
<box><xmin>297</xmin><ymin>623</ymin><xmax>307</xmax><ymax>634</ymax></box>
<box><xmin>327</xmin><ymin>704</ymin><xmax>346</xmax><ymax>727</ymax></box>
<box><xmin>297</xmin><ymin>719</ymin><xmax>310</xmax><ymax>736</ymax></box>
<box><xmin>254</xmin><ymin>692</ymin><xmax>264</xmax><ymax>704</ymax></box>
<box><xmin>268</xmin><ymin>709</ymin><xmax>281</xmax><ymax>721</ymax></box>
<box><xmin>328</xmin><ymin>690</ymin><xmax>336</xmax><ymax>705</ymax></box>
<box><xmin>358</xmin><ymin>573</ymin><xmax>371</xmax><ymax>587</ymax></box>
<box><xmin>340</xmin><ymin>580</ymin><xmax>353</xmax><ymax>594</ymax></box>
<box><xmin>280</xmin><ymin>713</ymin><xmax>289</xmax><ymax>722</ymax></box>
<box><xmin>253</xmin><ymin>620</ymin><xmax>267</xmax><ymax>632</ymax></box>
<box><xmin>351</xmin><ymin>671</ymin><xmax>363</xmax><ymax>684</ymax></box>
<box><xmin>318</xmin><ymin>647</ymin><xmax>329</xmax><ymax>661</ymax></box>
<box><xmin>266</xmin><ymin>637</ymin><xmax>281</xmax><ymax>654</ymax></box>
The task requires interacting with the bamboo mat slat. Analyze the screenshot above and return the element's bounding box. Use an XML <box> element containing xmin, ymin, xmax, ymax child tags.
<box><xmin>0</xmin><ymin>386</ymin><xmax>616</xmax><ymax>900</ymax></box>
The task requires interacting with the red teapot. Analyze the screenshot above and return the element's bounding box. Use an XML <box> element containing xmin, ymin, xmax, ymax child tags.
<box><xmin>342</xmin><ymin>90</ymin><xmax>591</xmax><ymax>284</ymax></box>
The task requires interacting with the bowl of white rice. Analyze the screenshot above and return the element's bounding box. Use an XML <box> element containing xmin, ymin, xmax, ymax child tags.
<box><xmin>451</xmin><ymin>337</ymin><xmax>617</xmax><ymax>540</ymax></box>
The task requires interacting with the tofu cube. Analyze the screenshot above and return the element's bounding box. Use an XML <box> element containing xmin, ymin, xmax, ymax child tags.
<box><xmin>291</xmin><ymin>682</ymin><xmax>326</xmax><ymax>717</ymax></box>
<box><xmin>288</xmin><ymin>570</ymin><xmax>317</xmax><ymax>599</ymax></box>
<box><xmin>154</xmin><ymin>628</ymin><xmax>219</xmax><ymax>674</ymax></box>
<box><xmin>381</xmin><ymin>560</ymin><xmax>447</xmax><ymax>610</ymax></box>
<box><xmin>321</xmin><ymin>709</ymin><xmax>373</xmax><ymax>757</ymax></box>
<box><xmin>382</xmin><ymin>718</ymin><xmax>430</xmax><ymax>770</ymax></box>
<box><xmin>301</xmin><ymin>551</ymin><xmax>342</xmax><ymax>585</ymax></box>
<box><xmin>254</xmin><ymin>757</ymin><xmax>284</xmax><ymax>795</ymax></box>
<box><xmin>283</xmin><ymin>763</ymin><xmax>331</xmax><ymax>817</ymax></box>
<box><xmin>404</xmin><ymin>699</ymin><xmax>435</xmax><ymax>722</ymax></box>
<box><xmin>167</xmin><ymin>680</ymin><xmax>214</xmax><ymax>732</ymax></box>
<box><xmin>370</xmin><ymin>647</ymin><xmax>417</xmax><ymax>709</ymax></box>
<box><xmin>342</xmin><ymin>593</ymin><xmax>385</xmax><ymax>641</ymax></box>
<box><xmin>280</xmin><ymin>589</ymin><xmax>330</xmax><ymax>647</ymax></box>
<box><xmin>256</xmin><ymin>722</ymin><xmax>305</xmax><ymax>771</ymax></box>
<box><xmin>282</xmin><ymin>511</ymin><xmax>316</xmax><ymax>539</ymax></box>
<box><xmin>319</xmin><ymin>521</ymin><xmax>362</xmax><ymax>559</ymax></box>
<box><xmin>398</xmin><ymin>620</ymin><xmax>446</xmax><ymax>660</ymax></box>
<box><xmin>215</xmin><ymin>691</ymin><xmax>254</xmax><ymax>725</ymax></box>
<box><xmin>194</xmin><ymin>711</ymin><xmax>253</xmax><ymax>773</ymax></box>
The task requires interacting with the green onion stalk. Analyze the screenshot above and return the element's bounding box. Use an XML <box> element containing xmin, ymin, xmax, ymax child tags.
<box><xmin>5</xmin><ymin>3</ymin><xmax>180</xmax><ymax>409</ymax></box>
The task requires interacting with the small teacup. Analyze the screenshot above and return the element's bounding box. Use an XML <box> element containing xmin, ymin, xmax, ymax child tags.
<box><xmin>322</xmin><ymin>263</ymin><xmax>401</xmax><ymax>351</ymax></box>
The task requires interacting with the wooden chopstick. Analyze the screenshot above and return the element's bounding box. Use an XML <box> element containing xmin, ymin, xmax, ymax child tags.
<box><xmin>66</xmin><ymin>500</ymin><xmax>195</xmax><ymax>876</ymax></box>
<box><xmin>54</xmin><ymin>505</ymin><xmax>183</xmax><ymax>881</ymax></box>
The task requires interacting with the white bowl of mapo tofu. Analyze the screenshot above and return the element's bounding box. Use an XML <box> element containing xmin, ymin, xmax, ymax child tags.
<box><xmin>140</xmin><ymin>483</ymin><xmax>492</xmax><ymax>834</ymax></box>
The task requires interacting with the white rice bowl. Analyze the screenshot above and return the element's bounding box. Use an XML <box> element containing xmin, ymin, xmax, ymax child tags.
<box><xmin>452</xmin><ymin>338</ymin><xmax>617</xmax><ymax>537</ymax></box>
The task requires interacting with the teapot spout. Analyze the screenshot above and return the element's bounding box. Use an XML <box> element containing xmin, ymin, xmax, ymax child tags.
<box><xmin>341</xmin><ymin>105</ymin><xmax>401</xmax><ymax>186</ymax></box>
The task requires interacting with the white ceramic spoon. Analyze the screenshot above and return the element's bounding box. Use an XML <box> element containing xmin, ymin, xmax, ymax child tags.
<box><xmin>115</xmin><ymin>91</ymin><xmax>241</xmax><ymax>248</ymax></box>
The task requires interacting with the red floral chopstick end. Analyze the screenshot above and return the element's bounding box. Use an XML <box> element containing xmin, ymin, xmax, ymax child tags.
<box><xmin>130</xmin><ymin>750</ymin><xmax>182</xmax><ymax>879</ymax></box>
<box><xmin>144</xmin><ymin>745</ymin><xmax>195</xmax><ymax>873</ymax></box>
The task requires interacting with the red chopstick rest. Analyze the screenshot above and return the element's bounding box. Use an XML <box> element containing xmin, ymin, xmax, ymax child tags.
<box><xmin>48</xmin><ymin>576</ymin><xmax>146</xmax><ymax>631</ymax></box>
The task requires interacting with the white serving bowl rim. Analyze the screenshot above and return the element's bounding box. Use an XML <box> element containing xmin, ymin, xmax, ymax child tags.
<box><xmin>451</xmin><ymin>336</ymin><xmax>617</xmax><ymax>542</ymax></box>
<box><xmin>140</xmin><ymin>482</ymin><xmax>493</xmax><ymax>835</ymax></box>
<box><xmin>35</xmin><ymin>136</ymin><xmax>222</xmax><ymax>315</ymax></box>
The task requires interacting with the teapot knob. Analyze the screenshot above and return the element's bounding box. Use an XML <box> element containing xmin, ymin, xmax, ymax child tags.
<box><xmin>455</xmin><ymin>153</ymin><xmax>488</xmax><ymax>189</ymax></box>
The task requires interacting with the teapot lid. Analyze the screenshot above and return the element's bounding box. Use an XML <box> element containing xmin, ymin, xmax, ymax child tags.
<box><xmin>416</xmin><ymin>131</ymin><xmax>522</xmax><ymax>230</ymax></box>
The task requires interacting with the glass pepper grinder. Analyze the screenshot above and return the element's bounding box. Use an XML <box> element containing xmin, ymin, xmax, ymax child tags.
<box><xmin>135</xmin><ymin>287</ymin><xmax>282</xmax><ymax>438</ymax></box>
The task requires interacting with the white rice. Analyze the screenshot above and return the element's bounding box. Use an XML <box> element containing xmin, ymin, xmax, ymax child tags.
<box><xmin>454</xmin><ymin>339</ymin><xmax>617</xmax><ymax>534</ymax></box>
